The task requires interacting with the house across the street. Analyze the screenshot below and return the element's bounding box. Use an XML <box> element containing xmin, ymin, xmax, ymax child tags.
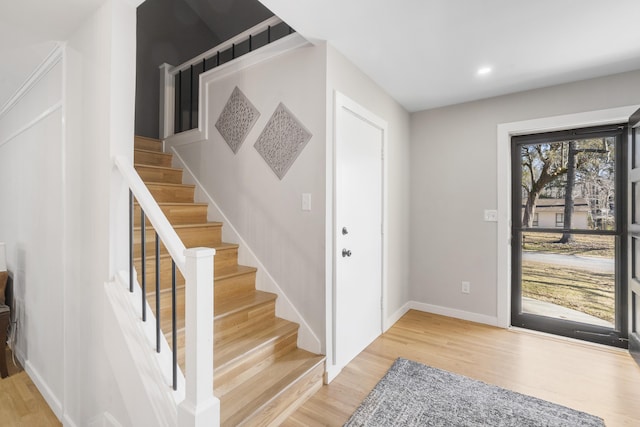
<box><xmin>524</xmin><ymin>198</ymin><xmax>590</xmax><ymax>229</ymax></box>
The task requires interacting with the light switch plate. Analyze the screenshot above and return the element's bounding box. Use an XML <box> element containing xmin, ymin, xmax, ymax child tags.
<box><xmin>302</xmin><ymin>193</ymin><xmax>312</xmax><ymax>211</ymax></box>
<box><xmin>461</xmin><ymin>281</ymin><xmax>471</xmax><ymax>294</ymax></box>
<box><xmin>484</xmin><ymin>209</ymin><xmax>498</xmax><ymax>222</ymax></box>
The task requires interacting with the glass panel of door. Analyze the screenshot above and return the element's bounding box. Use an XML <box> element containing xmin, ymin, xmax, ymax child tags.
<box><xmin>512</xmin><ymin>125</ymin><xmax>627</xmax><ymax>347</ymax></box>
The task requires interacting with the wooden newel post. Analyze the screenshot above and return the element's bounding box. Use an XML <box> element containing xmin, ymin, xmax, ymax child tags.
<box><xmin>178</xmin><ymin>247</ymin><xmax>219</xmax><ymax>427</ymax></box>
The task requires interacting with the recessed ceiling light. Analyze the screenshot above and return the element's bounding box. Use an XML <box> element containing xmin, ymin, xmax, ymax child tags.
<box><xmin>477</xmin><ymin>66</ymin><xmax>492</xmax><ymax>76</ymax></box>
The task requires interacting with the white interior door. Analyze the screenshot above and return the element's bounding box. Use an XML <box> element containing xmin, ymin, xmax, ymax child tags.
<box><xmin>335</xmin><ymin>94</ymin><xmax>384</xmax><ymax>369</ymax></box>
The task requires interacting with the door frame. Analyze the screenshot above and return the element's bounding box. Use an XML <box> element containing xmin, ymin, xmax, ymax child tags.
<box><xmin>325</xmin><ymin>91</ymin><xmax>388</xmax><ymax>382</ymax></box>
<box><xmin>627</xmin><ymin>108</ymin><xmax>640</xmax><ymax>364</ymax></box>
<box><xmin>497</xmin><ymin>105</ymin><xmax>640</xmax><ymax>329</ymax></box>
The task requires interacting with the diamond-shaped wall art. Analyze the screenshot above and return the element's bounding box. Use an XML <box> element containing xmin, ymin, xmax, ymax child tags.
<box><xmin>254</xmin><ymin>103</ymin><xmax>312</xmax><ymax>180</ymax></box>
<box><xmin>215</xmin><ymin>86</ymin><xmax>260</xmax><ymax>154</ymax></box>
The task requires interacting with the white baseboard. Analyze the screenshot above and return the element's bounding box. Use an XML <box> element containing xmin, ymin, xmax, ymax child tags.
<box><xmin>103</xmin><ymin>412</ymin><xmax>125</xmax><ymax>427</ymax></box>
<box><xmin>63</xmin><ymin>414</ymin><xmax>79</xmax><ymax>427</ymax></box>
<box><xmin>408</xmin><ymin>301</ymin><xmax>499</xmax><ymax>327</ymax></box>
<box><xmin>325</xmin><ymin>303</ymin><xmax>409</xmax><ymax>384</ymax></box>
<box><xmin>86</xmin><ymin>411</ymin><xmax>124</xmax><ymax>427</ymax></box>
<box><xmin>168</xmin><ymin>147</ymin><xmax>322</xmax><ymax>354</ymax></box>
<box><xmin>384</xmin><ymin>302</ymin><xmax>410</xmax><ymax>332</ymax></box>
<box><xmin>11</xmin><ymin>346</ymin><xmax>66</xmax><ymax>424</ymax></box>
<box><xmin>24</xmin><ymin>360</ymin><xmax>63</xmax><ymax>421</ymax></box>
<box><xmin>324</xmin><ymin>301</ymin><xmax>497</xmax><ymax>384</ymax></box>
<box><xmin>324</xmin><ymin>364</ymin><xmax>343</xmax><ymax>384</ymax></box>
<box><xmin>325</xmin><ymin>300</ymin><xmax>500</xmax><ymax>386</ymax></box>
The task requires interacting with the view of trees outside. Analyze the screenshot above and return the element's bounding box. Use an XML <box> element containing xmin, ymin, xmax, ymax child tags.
<box><xmin>519</xmin><ymin>137</ymin><xmax>616</xmax><ymax>325</ymax></box>
<box><xmin>521</xmin><ymin>137</ymin><xmax>616</xmax><ymax>232</ymax></box>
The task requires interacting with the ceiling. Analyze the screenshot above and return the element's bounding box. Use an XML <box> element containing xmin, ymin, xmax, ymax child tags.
<box><xmin>3</xmin><ymin>0</ymin><xmax>640</xmax><ymax>114</ymax></box>
<box><xmin>258</xmin><ymin>0</ymin><xmax>640</xmax><ymax>112</ymax></box>
<box><xmin>0</xmin><ymin>0</ymin><xmax>270</xmax><ymax>112</ymax></box>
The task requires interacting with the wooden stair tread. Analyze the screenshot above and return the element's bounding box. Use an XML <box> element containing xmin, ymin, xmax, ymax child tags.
<box><xmin>153</xmin><ymin>286</ymin><xmax>277</xmax><ymax>348</ymax></box>
<box><xmin>133</xmin><ymin>222</ymin><xmax>222</xmax><ymax>258</ymax></box>
<box><xmin>133</xmin><ymin>256</ymin><xmax>251</xmax><ymax>272</ymax></box>
<box><xmin>135</xmin><ymin>135</ymin><xmax>161</xmax><ymax>143</ymax></box>
<box><xmin>219</xmin><ymin>350</ymin><xmax>325</xmax><ymax>426</ymax></box>
<box><xmin>215</xmin><ymin>290</ymin><xmax>276</xmax><ymax>319</ymax></box>
<box><xmin>144</xmin><ymin>181</ymin><xmax>195</xmax><ymax>189</ymax></box>
<box><xmin>147</xmin><ymin>285</ymin><xmax>278</xmax><ymax>331</ymax></box>
<box><xmin>135</xmin><ymin>163</ymin><xmax>183</xmax><ymax>184</ymax></box>
<box><xmin>152</xmin><ymin>286</ymin><xmax>277</xmax><ymax>334</ymax></box>
<box><xmin>134</xmin><ymin>148</ymin><xmax>173</xmax><ymax>167</ymax></box>
<box><xmin>133</xmin><ymin>242</ymin><xmax>239</xmax><ymax>262</ymax></box>
<box><xmin>134</xmin><ymin>136</ymin><xmax>163</xmax><ymax>152</ymax></box>
<box><xmin>144</xmin><ymin>182</ymin><xmax>195</xmax><ymax>203</ymax></box>
<box><xmin>134</xmin><ymin>222</ymin><xmax>222</xmax><ymax>231</ymax></box>
<box><xmin>216</xmin><ymin>264</ymin><xmax>257</xmax><ymax>280</ymax></box>
<box><xmin>134</xmin><ymin>147</ymin><xmax>171</xmax><ymax>156</ymax></box>
<box><xmin>134</xmin><ymin>202</ymin><xmax>209</xmax><ymax>226</ymax></box>
<box><xmin>134</xmin><ymin>163</ymin><xmax>182</xmax><ymax>173</ymax></box>
<box><xmin>143</xmin><ymin>202</ymin><xmax>208</xmax><ymax>207</ymax></box>
<box><xmin>215</xmin><ymin>318</ymin><xmax>298</xmax><ymax>370</ymax></box>
<box><xmin>168</xmin><ymin>318</ymin><xmax>299</xmax><ymax>375</ymax></box>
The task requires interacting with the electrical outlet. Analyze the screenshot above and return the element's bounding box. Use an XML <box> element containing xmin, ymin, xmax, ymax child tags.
<box><xmin>461</xmin><ymin>281</ymin><xmax>471</xmax><ymax>294</ymax></box>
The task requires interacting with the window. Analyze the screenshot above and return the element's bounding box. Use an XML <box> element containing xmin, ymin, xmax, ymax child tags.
<box><xmin>532</xmin><ymin>213</ymin><xmax>539</xmax><ymax>227</ymax></box>
<box><xmin>555</xmin><ymin>213</ymin><xmax>564</xmax><ymax>227</ymax></box>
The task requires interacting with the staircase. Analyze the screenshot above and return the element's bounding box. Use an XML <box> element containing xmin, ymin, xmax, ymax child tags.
<box><xmin>132</xmin><ymin>135</ymin><xmax>325</xmax><ymax>426</ymax></box>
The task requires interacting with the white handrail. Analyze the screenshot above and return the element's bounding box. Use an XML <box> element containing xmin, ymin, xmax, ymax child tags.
<box><xmin>170</xmin><ymin>16</ymin><xmax>283</xmax><ymax>75</ymax></box>
<box><xmin>115</xmin><ymin>155</ymin><xmax>187</xmax><ymax>275</ymax></box>
<box><xmin>115</xmin><ymin>155</ymin><xmax>219</xmax><ymax>426</ymax></box>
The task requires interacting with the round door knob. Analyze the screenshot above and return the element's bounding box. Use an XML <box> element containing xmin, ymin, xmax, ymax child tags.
<box><xmin>342</xmin><ymin>248</ymin><xmax>352</xmax><ymax>257</ymax></box>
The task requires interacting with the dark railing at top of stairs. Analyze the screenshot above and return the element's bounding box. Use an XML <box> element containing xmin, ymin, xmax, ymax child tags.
<box><xmin>173</xmin><ymin>19</ymin><xmax>295</xmax><ymax>133</ymax></box>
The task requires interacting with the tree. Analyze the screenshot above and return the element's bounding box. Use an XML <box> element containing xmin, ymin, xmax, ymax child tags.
<box><xmin>578</xmin><ymin>138</ymin><xmax>615</xmax><ymax>229</ymax></box>
<box><xmin>521</xmin><ymin>144</ymin><xmax>568</xmax><ymax>227</ymax></box>
<box><xmin>558</xmin><ymin>139</ymin><xmax>610</xmax><ymax>243</ymax></box>
<box><xmin>558</xmin><ymin>141</ymin><xmax>576</xmax><ymax>243</ymax></box>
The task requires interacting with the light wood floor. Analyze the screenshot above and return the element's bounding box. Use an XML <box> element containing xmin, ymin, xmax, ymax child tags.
<box><xmin>2</xmin><ymin>311</ymin><xmax>640</xmax><ymax>426</ymax></box>
<box><xmin>0</xmin><ymin>346</ymin><xmax>60</xmax><ymax>426</ymax></box>
<box><xmin>283</xmin><ymin>310</ymin><xmax>640</xmax><ymax>427</ymax></box>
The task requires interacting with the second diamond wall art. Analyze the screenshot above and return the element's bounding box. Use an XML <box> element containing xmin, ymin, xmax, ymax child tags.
<box><xmin>254</xmin><ymin>103</ymin><xmax>312</xmax><ymax>180</ymax></box>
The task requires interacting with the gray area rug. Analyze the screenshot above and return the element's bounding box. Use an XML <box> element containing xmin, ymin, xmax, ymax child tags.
<box><xmin>344</xmin><ymin>358</ymin><xmax>605</xmax><ymax>427</ymax></box>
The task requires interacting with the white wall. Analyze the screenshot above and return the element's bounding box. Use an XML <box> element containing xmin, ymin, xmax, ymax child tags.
<box><xmin>410</xmin><ymin>70</ymin><xmax>640</xmax><ymax>323</ymax></box>
<box><xmin>0</xmin><ymin>0</ymin><xmax>138</xmax><ymax>425</ymax></box>
<box><xmin>0</xmin><ymin>48</ymin><xmax>65</xmax><ymax>418</ymax></box>
<box><xmin>166</xmin><ymin>41</ymin><xmax>411</xmax><ymax>360</ymax></box>
<box><xmin>325</xmin><ymin>44</ymin><xmax>411</xmax><ymax>327</ymax></box>
<box><xmin>171</xmin><ymin>42</ymin><xmax>328</xmax><ymax>343</ymax></box>
<box><xmin>64</xmin><ymin>0</ymin><xmax>138</xmax><ymax>424</ymax></box>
